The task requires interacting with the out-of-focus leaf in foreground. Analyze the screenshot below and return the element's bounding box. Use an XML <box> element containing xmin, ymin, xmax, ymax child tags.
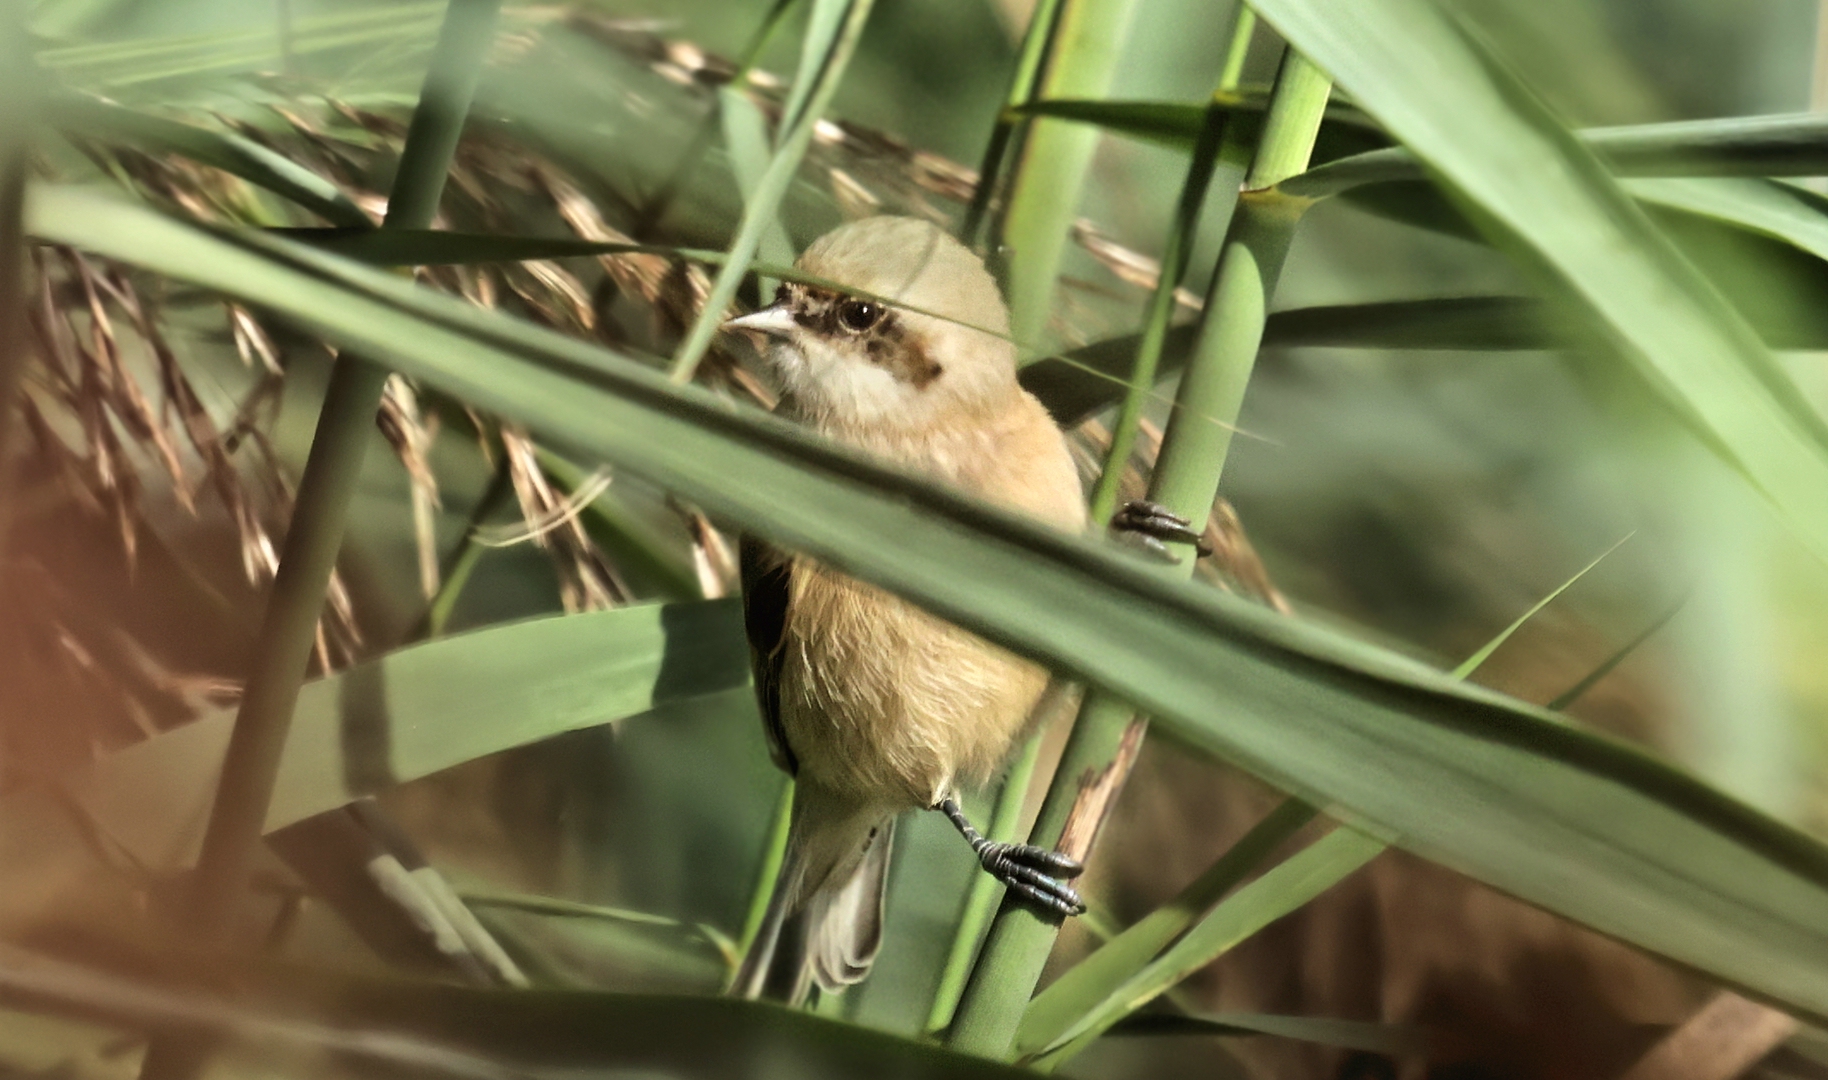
<box><xmin>0</xmin><ymin>945</ymin><xmax>1029</xmax><ymax>1080</ymax></box>
<box><xmin>30</xmin><ymin>598</ymin><xmax>749</xmax><ymax>872</ymax></box>
<box><xmin>26</xmin><ymin>185</ymin><xmax>1828</xmax><ymax>1024</ymax></box>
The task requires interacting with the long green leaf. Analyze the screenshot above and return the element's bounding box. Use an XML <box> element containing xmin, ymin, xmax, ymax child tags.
<box><xmin>1248</xmin><ymin>0</ymin><xmax>1828</xmax><ymax>573</ymax></box>
<box><xmin>30</xmin><ymin>186</ymin><xmax>1828</xmax><ymax>1024</ymax></box>
<box><xmin>1290</xmin><ymin>111</ymin><xmax>1828</xmax><ymax>197</ymax></box>
<box><xmin>47</xmin><ymin>600</ymin><xmax>749</xmax><ymax>870</ymax></box>
<box><xmin>1015</xmin><ymin>798</ymin><xmax>1317</xmax><ymax>1055</ymax></box>
<box><xmin>8</xmin><ymin>947</ymin><xmax>1030</xmax><ymax>1080</ymax></box>
<box><xmin>1012</xmin><ymin>96</ymin><xmax>1386</xmax><ymax>160</ymax></box>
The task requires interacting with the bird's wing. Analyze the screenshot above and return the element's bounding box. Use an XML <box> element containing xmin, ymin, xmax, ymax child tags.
<box><xmin>740</xmin><ymin>535</ymin><xmax>798</xmax><ymax>776</ymax></box>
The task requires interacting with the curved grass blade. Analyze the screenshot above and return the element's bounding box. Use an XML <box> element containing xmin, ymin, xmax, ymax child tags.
<box><xmin>1453</xmin><ymin>532</ymin><xmax>1632</xmax><ymax>679</ymax></box>
<box><xmin>1548</xmin><ymin>591</ymin><xmax>1690</xmax><ymax>712</ymax></box>
<box><xmin>31</xmin><ymin>186</ymin><xmax>1828</xmax><ymax>1025</ymax></box>
<box><xmin>1015</xmin><ymin>798</ymin><xmax>1317</xmax><ymax>1056</ymax></box>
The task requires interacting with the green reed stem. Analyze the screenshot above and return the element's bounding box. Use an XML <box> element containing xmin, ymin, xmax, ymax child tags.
<box><xmin>946</xmin><ymin>46</ymin><xmax>1332</xmax><ymax>1062</ymax></box>
<box><xmin>731</xmin><ymin>777</ymin><xmax>795</xmax><ymax>988</ymax></box>
<box><xmin>416</xmin><ymin>453</ymin><xmax>513</xmax><ymax>639</ymax></box>
<box><xmin>636</xmin><ymin>0</ymin><xmax>801</xmax><ymax>233</ymax></box>
<box><xmin>995</xmin><ymin>0</ymin><xmax>1142</xmax><ymax>350</ymax></box>
<box><xmin>1086</xmin><ymin>22</ymin><xmax>1257</xmax><ymax>526</ymax></box>
<box><xmin>960</xmin><ymin>0</ymin><xmax>1068</xmax><ymax>243</ymax></box>
<box><xmin>668</xmin><ymin>0</ymin><xmax>875</xmax><ymax>384</ymax></box>
<box><xmin>182</xmin><ymin>0</ymin><xmax>502</xmax><ymax>942</ymax></box>
<box><xmin>926</xmin><ymin>730</ymin><xmax>1046</xmax><ymax>1033</ymax></box>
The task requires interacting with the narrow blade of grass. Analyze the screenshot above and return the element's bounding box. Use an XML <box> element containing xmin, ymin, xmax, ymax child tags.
<box><xmin>1452</xmin><ymin>532</ymin><xmax>1633</xmax><ymax>679</ymax></box>
<box><xmin>1029</xmin><ymin>827</ymin><xmax>1386</xmax><ymax>1068</ymax></box>
<box><xmin>1015</xmin><ymin>798</ymin><xmax>1317</xmax><ymax>1056</ymax></box>
<box><xmin>668</xmin><ymin>0</ymin><xmax>875</xmax><ymax>382</ymax></box>
<box><xmin>1250</xmin><ymin>0</ymin><xmax>1828</xmax><ymax>574</ymax></box>
<box><xmin>49</xmin><ymin>95</ymin><xmax>371</xmax><ymax>227</ymax></box>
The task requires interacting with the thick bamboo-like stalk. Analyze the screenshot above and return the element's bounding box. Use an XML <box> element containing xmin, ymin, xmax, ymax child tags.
<box><xmin>731</xmin><ymin>778</ymin><xmax>795</xmax><ymax>988</ymax></box>
<box><xmin>183</xmin><ymin>0</ymin><xmax>505</xmax><ymax>941</ymax></box>
<box><xmin>946</xmin><ymin>47</ymin><xmax>1333</xmax><ymax>1062</ymax></box>
<box><xmin>931</xmin><ymin>6</ymin><xmax>1264</xmax><ymax>1034</ymax></box>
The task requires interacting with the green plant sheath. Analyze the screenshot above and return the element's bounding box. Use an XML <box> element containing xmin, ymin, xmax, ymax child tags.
<box><xmin>946</xmin><ymin>49</ymin><xmax>1332</xmax><ymax>1061</ymax></box>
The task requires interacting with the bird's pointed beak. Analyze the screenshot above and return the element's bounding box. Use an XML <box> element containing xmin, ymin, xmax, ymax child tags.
<box><xmin>723</xmin><ymin>304</ymin><xmax>798</xmax><ymax>337</ymax></box>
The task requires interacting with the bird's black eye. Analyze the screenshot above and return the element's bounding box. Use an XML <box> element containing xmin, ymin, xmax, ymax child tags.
<box><xmin>837</xmin><ymin>299</ymin><xmax>882</xmax><ymax>332</ymax></box>
<box><xmin>772</xmin><ymin>283</ymin><xmax>791</xmax><ymax>306</ymax></box>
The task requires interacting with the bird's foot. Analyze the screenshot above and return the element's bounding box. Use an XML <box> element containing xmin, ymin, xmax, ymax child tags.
<box><xmin>1111</xmin><ymin>499</ymin><xmax>1212</xmax><ymax>563</ymax></box>
<box><xmin>976</xmin><ymin>840</ymin><xmax>1086</xmax><ymax>917</ymax></box>
<box><xmin>935</xmin><ymin>796</ymin><xmax>1085</xmax><ymax>917</ymax></box>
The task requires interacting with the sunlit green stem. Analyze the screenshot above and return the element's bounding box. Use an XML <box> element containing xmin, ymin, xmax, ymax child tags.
<box><xmin>731</xmin><ymin>777</ymin><xmax>795</xmax><ymax>988</ymax></box>
<box><xmin>996</xmin><ymin>0</ymin><xmax>1142</xmax><ymax>348</ymax></box>
<box><xmin>925</xmin><ymin>730</ymin><xmax>1046</xmax><ymax>1033</ymax></box>
<box><xmin>960</xmin><ymin>0</ymin><xmax>1068</xmax><ymax>243</ymax></box>
<box><xmin>182</xmin><ymin>0</ymin><xmax>503</xmax><ymax>946</ymax></box>
<box><xmin>946</xmin><ymin>48</ymin><xmax>1332</xmax><ymax>1062</ymax></box>
<box><xmin>668</xmin><ymin>0</ymin><xmax>875</xmax><ymax>384</ymax></box>
<box><xmin>1086</xmin><ymin>28</ymin><xmax>1258</xmax><ymax>526</ymax></box>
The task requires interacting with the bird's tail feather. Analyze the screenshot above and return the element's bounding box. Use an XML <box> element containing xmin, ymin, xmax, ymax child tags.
<box><xmin>732</xmin><ymin>807</ymin><xmax>894</xmax><ymax>1004</ymax></box>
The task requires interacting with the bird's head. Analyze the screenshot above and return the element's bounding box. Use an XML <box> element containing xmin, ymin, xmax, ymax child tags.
<box><xmin>724</xmin><ymin>216</ymin><xmax>1017</xmax><ymax>430</ymax></box>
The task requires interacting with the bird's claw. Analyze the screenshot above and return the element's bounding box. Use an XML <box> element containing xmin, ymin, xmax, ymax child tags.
<box><xmin>1111</xmin><ymin>499</ymin><xmax>1213</xmax><ymax>563</ymax></box>
<box><xmin>977</xmin><ymin>841</ymin><xmax>1086</xmax><ymax>917</ymax></box>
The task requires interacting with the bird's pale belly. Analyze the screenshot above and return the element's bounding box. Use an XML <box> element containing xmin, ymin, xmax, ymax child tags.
<box><xmin>779</xmin><ymin>563</ymin><xmax>1049</xmax><ymax>807</ymax></box>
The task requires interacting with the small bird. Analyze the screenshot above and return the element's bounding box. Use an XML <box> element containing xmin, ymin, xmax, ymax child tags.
<box><xmin>723</xmin><ymin>216</ymin><xmax>1204</xmax><ymax>1001</ymax></box>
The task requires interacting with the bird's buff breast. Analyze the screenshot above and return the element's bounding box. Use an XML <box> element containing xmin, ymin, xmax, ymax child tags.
<box><xmin>778</xmin><ymin>560</ymin><xmax>1049</xmax><ymax>808</ymax></box>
